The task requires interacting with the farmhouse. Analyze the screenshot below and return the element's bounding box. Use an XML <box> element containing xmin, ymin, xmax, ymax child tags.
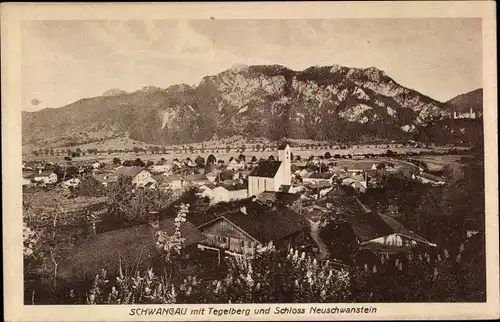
<box><xmin>33</xmin><ymin>170</ymin><xmax>58</xmax><ymax>184</ymax></box>
<box><xmin>302</xmin><ymin>172</ymin><xmax>335</xmax><ymax>185</ymax></box>
<box><xmin>414</xmin><ymin>173</ymin><xmax>446</xmax><ymax>186</ymax></box>
<box><xmin>115</xmin><ymin>166</ymin><xmax>156</xmax><ymax>188</ymax></box>
<box><xmin>247</xmin><ymin>144</ymin><xmax>291</xmax><ymax>196</ymax></box>
<box><xmin>63</xmin><ymin>178</ymin><xmax>81</xmax><ymax>189</ymax></box>
<box><xmin>94</xmin><ymin>173</ymin><xmax>119</xmax><ymax>187</ymax></box>
<box><xmin>332</xmin><ymin>198</ymin><xmax>436</xmax><ymax>254</ymax></box>
<box><xmin>197</xmin><ymin>201</ymin><xmax>309</xmax><ymax>257</ymax></box>
<box><xmin>149</xmin><ymin>164</ymin><xmax>172</xmax><ymax>174</ymax></box>
<box><xmin>211</xmin><ymin>181</ymin><xmax>248</xmax><ymax>204</ymax></box>
<box><xmin>226</xmin><ymin>159</ymin><xmax>245</xmax><ymax>171</ymax></box>
<box><xmin>205</xmin><ymin>171</ymin><xmax>219</xmax><ymax>182</ymax></box>
<box><xmin>59</xmin><ymin>218</ymin><xmax>204</xmax><ymax>281</ymax></box>
<box><xmin>22</xmin><ymin>171</ymin><xmax>37</xmax><ymax>185</ymax></box>
<box><xmin>198</xmin><ymin>183</ymin><xmax>218</xmax><ymax>199</ymax></box>
<box><xmin>185</xmin><ymin>174</ymin><xmax>209</xmax><ymax>186</ymax></box>
<box><xmin>162</xmin><ymin>175</ymin><xmax>185</xmax><ymax>190</ymax></box>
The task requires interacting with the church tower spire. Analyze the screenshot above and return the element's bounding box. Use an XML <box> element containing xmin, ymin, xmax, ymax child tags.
<box><xmin>278</xmin><ymin>143</ymin><xmax>291</xmax><ymax>186</ymax></box>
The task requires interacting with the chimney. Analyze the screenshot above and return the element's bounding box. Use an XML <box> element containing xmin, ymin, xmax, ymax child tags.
<box><xmin>240</xmin><ymin>205</ymin><xmax>247</xmax><ymax>215</ymax></box>
<box><xmin>148</xmin><ymin>211</ymin><xmax>160</xmax><ymax>229</ymax></box>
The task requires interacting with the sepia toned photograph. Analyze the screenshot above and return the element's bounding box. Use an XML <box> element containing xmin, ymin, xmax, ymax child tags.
<box><xmin>2</xmin><ymin>1</ymin><xmax>498</xmax><ymax>321</ymax></box>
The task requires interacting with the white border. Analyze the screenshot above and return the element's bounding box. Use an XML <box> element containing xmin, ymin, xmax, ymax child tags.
<box><xmin>2</xmin><ymin>1</ymin><xmax>498</xmax><ymax>321</ymax></box>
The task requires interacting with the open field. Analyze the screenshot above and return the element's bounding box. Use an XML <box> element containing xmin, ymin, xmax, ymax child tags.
<box><xmin>408</xmin><ymin>154</ymin><xmax>478</xmax><ymax>180</ymax></box>
<box><xmin>23</xmin><ymin>186</ymin><xmax>107</xmax><ymax>213</ymax></box>
<box><xmin>23</xmin><ymin>143</ymin><xmax>471</xmax><ymax>165</ymax></box>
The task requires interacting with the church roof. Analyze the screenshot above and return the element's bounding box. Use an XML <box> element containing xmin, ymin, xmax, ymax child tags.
<box><xmin>249</xmin><ymin>160</ymin><xmax>282</xmax><ymax>178</ymax></box>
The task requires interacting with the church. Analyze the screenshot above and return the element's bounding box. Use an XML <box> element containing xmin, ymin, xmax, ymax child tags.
<box><xmin>247</xmin><ymin>143</ymin><xmax>291</xmax><ymax>196</ymax></box>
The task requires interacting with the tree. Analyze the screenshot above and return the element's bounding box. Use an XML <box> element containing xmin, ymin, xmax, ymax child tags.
<box><xmin>226</xmin><ymin>145</ymin><xmax>231</xmax><ymax>153</ymax></box>
<box><xmin>255</xmin><ymin>144</ymin><xmax>261</xmax><ymax>152</ymax></box>
<box><xmin>133</xmin><ymin>158</ymin><xmax>145</xmax><ymax>167</ymax></box>
<box><xmin>386</xmin><ymin>149</ymin><xmax>397</xmax><ymax>158</ymax></box>
<box><xmin>122</xmin><ymin>160</ymin><xmax>132</xmax><ymax>167</ymax></box>
<box><xmin>238</xmin><ymin>154</ymin><xmax>246</xmax><ymax>162</ymax></box>
<box><xmin>112</xmin><ymin>157</ymin><xmax>121</xmax><ymax>166</ymax></box>
<box><xmin>376</xmin><ymin>162</ymin><xmax>387</xmax><ymax>170</ymax></box>
<box><xmin>207</xmin><ymin>154</ymin><xmax>216</xmax><ymax>165</ymax></box>
<box><xmin>240</xmin><ymin>145</ymin><xmax>246</xmax><ymax>153</ymax></box>
<box><xmin>79</xmin><ymin>177</ymin><xmax>105</xmax><ymax>197</ymax></box>
<box><xmin>146</xmin><ymin>160</ymin><xmax>154</xmax><ymax>167</ymax></box>
<box><xmin>189</xmin><ymin>146</ymin><xmax>194</xmax><ymax>154</ymax></box>
<box><xmin>194</xmin><ymin>156</ymin><xmax>205</xmax><ymax>168</ymax></box>
<box><xmin>268</xmin><ymin>155</ymin><xmax>275</xmax><ymax>161</ymax></box>
<box><xmin>324</xmin><ymin>152</ymin><xmax>332</xmax><ymax>159</ymax></box>
<box><xmin>108</xmin><ymin>176</ymin><xmax>174</xmax><ymax>226</ymax></box>
<box><xmin>251</xmin><ymin>155</ymin><xmax>258</xmax><ymax>163</ymax></box>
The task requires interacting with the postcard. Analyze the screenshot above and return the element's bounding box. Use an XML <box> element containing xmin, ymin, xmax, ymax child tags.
<box><xmin>2</xmin><ymin>1</ymin><xmax>498</xmax><ymax>321</ymax></box>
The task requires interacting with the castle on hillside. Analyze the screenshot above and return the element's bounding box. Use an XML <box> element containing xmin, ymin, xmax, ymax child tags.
<box><xmin>453</xmin><ymin>107</ymin><xmax>477</xmax><ymax>120</ymax></box>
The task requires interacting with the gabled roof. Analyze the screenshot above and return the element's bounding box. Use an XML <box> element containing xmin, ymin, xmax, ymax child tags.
<box><xmin>198</xmin><ymin>204</ymin><xmax>308</xmax><ymax>244</ymax></box>
<box><xmin>22</xmin><ymin>171</ymin><xmax>37</xmax><ymax>179</ymax></box>
<box><xmin>342</xmin><ymin>198</ymin><xmax>433</xmax><ymax>246</ymax></box>
<box><xmin>94</xmin><ymin>173</ymin><xmax>118</xmax><ymax>183</ymax></box>
<box><xmin>35</xmin><ymin>171</ymin><xmax>55</xmax><ymax>177</ymax></box>
<box><xmin>418</xmin><ymin>172</ymin><xmax>445</xmax><ymax>182</ymax></box>
<box><xmin>115</xmin><ymin>166</ymin><xmax>145</xmax><ymax>177</ymax></box>
<box><xmin>308</xmin><ymin>172</ymin><xmax>335</xmax><ymax>179</ymax></box>
<box><xmin>249</xmin><ymin>160</ymin><xmax>282</xmax><ymax>178</ymax></box>
<box><xmin>163</xmin><ymin>175</ymin><xmax>184</xmax><ymax>182</ymax></box>
<box><xmin>60</xmin><ymin>219</ymin><xmax>204</xmax><ymax>280</ymax></box>
<box><xmin>220</xmin><ymin>180</ymin><xmax>247</xmax><ymax>191</ymax></box>
<box><xmin>199</xmin><ymin>182</ymin><xmax>218</xmax><ymax>190</ymax></box>
<box><xmin>185</xmin><ymin>174</ymin><xmax>208</xmax><ymax>182</ymax></box>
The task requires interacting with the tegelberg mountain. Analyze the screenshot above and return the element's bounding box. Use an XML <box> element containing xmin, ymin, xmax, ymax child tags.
<box><xmin>22</xmin><ymin>65</ymin><xmax>482</xmax><ymax>147</ymax></box>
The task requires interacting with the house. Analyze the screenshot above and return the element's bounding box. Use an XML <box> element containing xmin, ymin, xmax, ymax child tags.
<box><xmin>94</xmin><ymin>173</ymin><xmax>119</xmax><ymax>187</ymax></box>
<box><xmin>303</xmin><ymin>181</ymin><xmax>333</xmax><ymax>199</ymax></box>
<box><xmin>226</xmin><ymin>159</ymin><xmax>245</xmax><ymax>171</ymax></box>
<box><xmin>115</xmin><ymin>166</ymin><xmax>156</xmax><ymax>188</ymax></box>
<box><xmin>205</xmin><ymin>171</ymin><xmax>219</xmax><ymax>182</ymax></box>
<box><xmin>33</xmin><ymin>170</ymin><xmax>58</xmax><ymax>184</ymax></box>
<box><xmin>414</xmin><ymin>173</ymin><xmax>446</xmax><ymax>186</ymax></box>
<box><xmin>211</xmin><ymin>181</ymin><xmax>248</xmax><ymax>204</ymax></box>
<box><xmin>59</xmin><ymin>218</ymin><xmax>205</xmax><ymax>281</ymax></box>
<box><xmin>162</xmin><ymin>175</ymin><xmax>185</xmax><ymax>190</ymax></box>
<box><xmin>297</xmin><ymin>169</ymin><xmax>310</xmax><ymax>178</ymax></box>
<box><xmin>302</xmin><ymin>172</ymin><xmax>335</xmax><ymax>185</ymax></box>
<box><xmin>334</xmin><ymin>198</ymin><xmax>436</xmax><ymax>254</ymax></box>
<box><xmin>22</xmin><ymin>171</ymin><xmax>37</xmax><ymax>185</ymax></box>
<box><xmin>63</xmin><ymin>178</ymin><xmax>81</xmax><ymax>189</ymax></box>
<box><xmin>197</xmin><ymin>201</ymin><xmax>309</xmax><ymax>257</ymax></box>
<box><xmin>198</xmin><ymin>183</ymin><xmax>218</xmax><ymax>200</ymax></box>
<box><xmin>149</xmin><ymin>164</ymin><xmax>172</xmax><ymax>174</ymax></box>
<box><xmin>278</xmin><ymin>184</ymin><xmax>304</xmax><ymax>194</ymax></box>
<box><xmin>247</xmin><ymin>144</ymin><xmax>291</xmax><ymax>196</ymax></box>
<box><xmin>185</xmin><ymin>174</ymin><xmax>209</xmax><ymax>186</ymax></box>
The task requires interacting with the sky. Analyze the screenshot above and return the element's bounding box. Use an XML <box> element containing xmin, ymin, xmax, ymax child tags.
<box><xmin>21</xmin><ymin>18</ymin><xmax>482</xmax><ymax>111</ymax></box>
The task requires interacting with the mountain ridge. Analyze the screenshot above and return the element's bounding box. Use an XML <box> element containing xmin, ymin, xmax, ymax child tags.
<box><xmin>22</xmin><ymin>64</ymin><xmax>482</xmax><ymax>148</ymax></box>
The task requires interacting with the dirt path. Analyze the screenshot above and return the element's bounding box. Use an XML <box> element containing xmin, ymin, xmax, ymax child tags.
<box><xmin>307</xmin><ymin>219</ymin><xmax>331</xmax><ymax>260</ymax></box>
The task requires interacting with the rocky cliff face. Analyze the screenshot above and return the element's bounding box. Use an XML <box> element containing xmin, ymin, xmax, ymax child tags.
<box><xmin>22</xmin><ymin>64</ymin><xmax>478</xmax><ymax>147</ymax></box>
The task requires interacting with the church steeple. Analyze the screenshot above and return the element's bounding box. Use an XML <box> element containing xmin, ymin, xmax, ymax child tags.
<box><xmin>278</xmin><ymin>143</ymin><xmax>291</xmax><ymax>186</ymax></box>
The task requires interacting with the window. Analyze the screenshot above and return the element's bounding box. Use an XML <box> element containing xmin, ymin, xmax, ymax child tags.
<box><xmin>240</xmin><ymin>240</ymin><xmax>245</xmax><ymax>248</ymax></box>
<box><xmin>222</xmin><ymin>237</ymin><xmax>228</xmax><ymax>244</ymax></box>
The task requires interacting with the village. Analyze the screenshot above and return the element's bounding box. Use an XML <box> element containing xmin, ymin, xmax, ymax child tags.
<box><xmin>22</xmin><ymin>140</ymin><xmax>482</xmax><ymax>281</ymax></box>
